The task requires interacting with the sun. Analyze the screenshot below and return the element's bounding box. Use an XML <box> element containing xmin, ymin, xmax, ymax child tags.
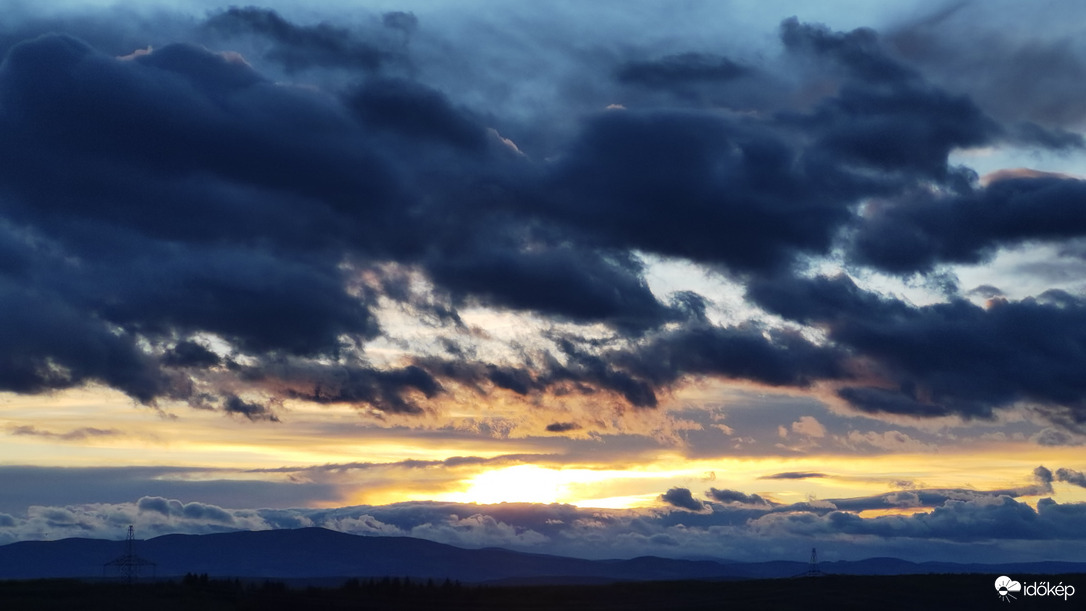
<box><xmin>438</xmin><ymin>465</ymin><xmax>570</xmax><ymax>504</ymax></box>
<box><xmin>433</xmin><ymin>464</ymin><xmax>697</xmax><ymax>507</ymax></box>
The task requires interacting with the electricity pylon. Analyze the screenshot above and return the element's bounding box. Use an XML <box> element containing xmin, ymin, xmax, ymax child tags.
<box><xmin>103</xmin><ymin>525</ymin><xmax>157</xmax><ymax>583</ymax></box>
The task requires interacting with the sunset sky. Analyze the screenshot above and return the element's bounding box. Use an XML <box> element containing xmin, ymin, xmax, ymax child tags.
<box><xmin>3</xmin><ymin>0</ymin><xmax>1086</xmax><ymax>564</ymax></box>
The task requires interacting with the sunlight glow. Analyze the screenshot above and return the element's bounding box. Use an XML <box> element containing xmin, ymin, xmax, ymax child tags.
<box><xmin>435</xmin><ymin>464</ymin><xmax>697</xmax><ymax>507</ymax></box>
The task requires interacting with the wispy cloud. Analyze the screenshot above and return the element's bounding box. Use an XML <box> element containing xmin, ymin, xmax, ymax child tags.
<box><xmin>7</xmin><ymin>425</ymin><xmax>122</xmax><ymax>441</ymax></box>
<box><xmin>759</xmin><ymin>472</ymin><xmax>827</xmax><ymax>480</ymax></box>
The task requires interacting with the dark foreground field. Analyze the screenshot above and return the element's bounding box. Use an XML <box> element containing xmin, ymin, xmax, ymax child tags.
<box><xmin>0</xmin><ymin>573</ymin><xmax>1081</xmax><ymax>611</ymax></box>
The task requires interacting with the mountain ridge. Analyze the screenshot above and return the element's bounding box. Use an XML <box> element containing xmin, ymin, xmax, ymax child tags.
<box><xmin>1</xmin><ymin>527</ymin><xmax>1082</xmax><ymax>583</ymax></box>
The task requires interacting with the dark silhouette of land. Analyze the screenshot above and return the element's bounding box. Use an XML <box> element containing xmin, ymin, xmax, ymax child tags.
<box><xmin>2</xmin><ymin>527</ymin><xmax>1084</xmax><ymax>584</ymax></box>
<box><xmin>1</xmin><ymin>573</ymin><xmax>1082</xmax><ymax>610</ymax></box>
<box><xmin>1</xmin><ymin>528</ymin><xmax>1083</xmax><ymax>609</ymax></box>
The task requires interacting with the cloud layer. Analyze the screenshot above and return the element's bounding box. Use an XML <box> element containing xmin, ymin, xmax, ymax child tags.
<box><xmin>3</xmin><ymin>472</ymin><xmax>1086</xmax><ymax>563</ymax></box>
<box><xmin>1</xmin><ymin>4</ymin><xmax>1085</xmax><ymax>436</ymax></box>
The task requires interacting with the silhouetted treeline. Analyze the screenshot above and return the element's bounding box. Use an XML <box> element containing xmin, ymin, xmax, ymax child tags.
<box><xmin>0</xmin><ymin>573</ymin><xmax>1082</xmax><ymax>610</ymax></box>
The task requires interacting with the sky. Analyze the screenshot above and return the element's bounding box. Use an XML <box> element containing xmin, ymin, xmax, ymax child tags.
<box><xmin>2</xmin><ymin>0</ymin><xmax>1086</xmax><ymax>565</ymax></box>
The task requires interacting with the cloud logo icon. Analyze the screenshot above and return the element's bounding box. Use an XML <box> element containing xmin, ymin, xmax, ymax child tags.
<box><xmin>995</xmin><ymin>576</ymin><xmax>1022</xmax><ymax>601</ymax></box>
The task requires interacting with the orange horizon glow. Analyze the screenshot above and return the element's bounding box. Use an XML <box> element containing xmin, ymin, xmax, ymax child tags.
<box><xmin>4</xmin><ymin>388</ymin><xmax>1086</xmax><ymax>512</ymax></box>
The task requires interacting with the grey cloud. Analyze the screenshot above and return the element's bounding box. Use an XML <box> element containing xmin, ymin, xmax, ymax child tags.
<box><xmin>162</xmin><ymin>341</ymin><xmax>221</xmax><ymax>369</ymax></box>
<box><xmin>1032</xmin><ymin>427</ymin><xmax>1086</xmax><ymax>447</ymax></box>
<box><xmin>7</xmin><ymin>425</ymin><xmax>121</xmax><ymax>441</ymax></box>
<box><xmin>0</xmin><ymin>467</ymin><xmax>339</xmax><ymax>515</ymax></box>
<box><xmin>823</xmin><ymin>485</ymin><xmax>1049</xmax><ymax>513</ymax></box>
<box><xmin>4</xmin><ymin>494</ymin><xmax>1086</xmax><ymax>562</ymax></box>
<box><xmin>1056</xmin><ymin>468</ymin><xmax>1086</xmax><ymax>488</ymax></box>
<box><xmin>545</xmin><ymin>422</ymin><xmax>581</xmax><ymax>433</ymax></box>
<box><xmin>1035</xmin><ymin>465</ymin><xmax>1055</xmax><ymax>487</ymax></box>
<box><xmin>180</xmin><ymin>501</ymin><xmax>235</xmax><ymax>524</ymax></box>
<box><xmin>244</xmin><ymin>453</ymin><xmax>543</xmax><ymax>475</ymax></box>
<box><xmin>202</xmin><ymin>7</ymin><xmax>391</xmax><ymax>73</ymax></box>
<box><xmin>1008</xmin><ymin>121</ymin><xmax>1086</xmax><ymax>150</ymax></box>
<box><xmin>887</xmin><ymin>3</ymin><xmax>1086</xmax><ymax>128</ymax></box>
<box><xmin>544</xmin><ymin>109</ymin><xmax>865</xmax><ymax>274</ymax></box>
<box><xmin>659</xmin><ymin>487</ymin><xmax>707</xmax><ymax>511</ymax></box>
<box><xmin>222</xmin><ymin>394</ymin><xmax>279</xmax><ymax>423</ymax></box>
<box><xmin>780</xmin><ymin>16</ymin><xmax>918</xmax><ymax>85</ymax></box>
<box><xmin>283</xmin><ymin>363</ymin><xmax>442</xmax><ymax>415</ymax></box>
<box><xmin>136</xmin><ymin>496</ymin><xmax>174</xmax><ymax>517</ymax></box>
<box><xmin>851</xmin><ymin>177</ymin><xmax>1086</xmax><ymax>274</ymax></box>
<box><xmin>408</xmin><ymin>319</ymin><xmax>844</xmax><ymax>412</ymax></box>
<box><xmin>707</xmin><ymin>488</ymin><xmax>775</xmax><ymax>507</ymax></box>
<box><xmin>345</xmin><ymin>77</ymin><xmax>488</xmax><ymax>151</ymax></box>
<box><xmin>759</xmin><ymin>472</ymin><xmax>826</xmax><ymax>480</ymax></box>
<box><xmin>617</xmin><ymin>52</ymin><xmax>749</xmax><ymax>88</ymax></box>
<box><xmin>749</xmin><ymin>274</ymin><xmax>1086</xmax><ymax>426</ymax></box>
<box><xmin>753</xmin><ymin>496</ymin><xmax>1086</xmax><ymax>543</ymax></box>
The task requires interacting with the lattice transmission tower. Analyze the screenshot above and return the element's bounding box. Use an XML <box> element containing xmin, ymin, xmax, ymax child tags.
<box><xmin>103</xmin><ymin>525</ymin><xmax>157</xmax><ymax>583</ymax></box>
<box><xmin>800</xmin><ymin>547</ymin><xmax>825</xmax><ymax>577</ymax></box>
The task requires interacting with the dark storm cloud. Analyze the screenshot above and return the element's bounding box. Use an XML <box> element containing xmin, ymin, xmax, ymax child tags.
<box><xmin>749</xmin><ymin>274</ymin><xmax>1086</xmax><ymax>424</ymax></box>
<box><xmin>94</xmin><ymin>247</ymin><xmax>379</xmax><ymax>357</ymax></box>
<box><xmin>486</xmin><ymin>366</ymin><xmax>535</xmax><ymax>396</ymax></box>
<box><xmin>162</xmin><ymin>341</ymin><xmax>222</xmax><ymax>369</ymax></box>
<box><xmin>270</xmin><ymin>361</ymin><xmax>442</xmax><ymax>415</ymax></box>
<box><xmin>539</xmin><ymin>13</ymin><xmax>1013</xmax><ymax>274</ymax></box>
<box><xmin>851</xmin><ymin>177</ymin><xmax>1086</xmax><ymax>273</ymax></box>
<box><xmin>659</xmin><ymin>487</ymin><xmax>707</xmax><ymax>512</ymax></box>
<box><xmin>794</xmin><ymin>83</ymin><xmax>996</xmax><ymax>181</ymax></box>
<box><xmin>545</xmin><ymin>422</ymin><xmax>581</xmax><ymax>433</ymax></box>
<box><xmin>222</xmin><ymin>394</ymin><xmax>279</xmax><ymax>422</ymax></box>
<box><xmin>202</xmin><ymin>6</ymin><xmax>389</xmax><ymax>73</ymax></box>
<box><xmin>345</xmin><ymin>77</ymin><xmax>488</xmax><ymax>151</ymax></box>
<box><xmin>777</xmin><ymin>13</ymin><xmax>1086</xmax><ymax>209</ymax></box>
<box><xmin>706</xmin><ymin>488</ymin><xmax>775</xmax><ymax>506</ymax></box>
<box><xmin>0</xmin><ymin>35</ymin><xmax>388</xmax><ymax>362</ymax></box>
<box><xmin>2</xmin><ymin>7</ymin><xmax>1085</xmax><ymax>425</ymax></box>
<box><xmin>780</xmin><ymin>17</ymin><xmax>919</xmax><ymax>85</ymax></box>
<box><xmin>544</xmin><ymin>109</ymin><xmax>863</xmax><ymax>274</ymax></box>
<box><xmin>405</xmin><ymin>317</ymin><xmax>844</xmax><ymax>411</ymax></box>
<box><xmin>614</xmin><ymin>324</ymin><xmax>845</xmax><ymax>391</ymax></box>
<box><xmin>777</xmin><ymin>19</ymin><xmax>999</xmax><ymax>181</ymax></box>
<box><xmin>617</xmin><ymin>52</ymin><xmax>748</xmax><ymax>87</ymax></box>
<box><xmin>0</xmin><ymin>23</ymin><xmax>698</xmax><ymax>371</ymax></box>
<box><xmin>0</xmin><ymin>31</ymin><xmax>495</xmax><ymax>412</ymax></box>
<box><xmin>0</xmin><ymin>277</ymin><xmax>171</xmax><ymax>403</ymax></box>
<box><xmin>416</xmin><ymin>352</ymin><xmax>652</xmax><ymax>420</ymax></box>
<box><xmin>0</xmin><ymin>14</ymin><xmax>895</xmax><ymax>412</ymax></box>
<box><xmin>426</xmin><ymin>243</ymin><xmax>678</xmax><ymax>333</ymax></box>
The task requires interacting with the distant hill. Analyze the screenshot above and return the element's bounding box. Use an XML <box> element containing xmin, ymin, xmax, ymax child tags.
<box><xmin>1</xmin><ymin>527</ymin><xmax>1084</xmax><ymax>583</ymax></box>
